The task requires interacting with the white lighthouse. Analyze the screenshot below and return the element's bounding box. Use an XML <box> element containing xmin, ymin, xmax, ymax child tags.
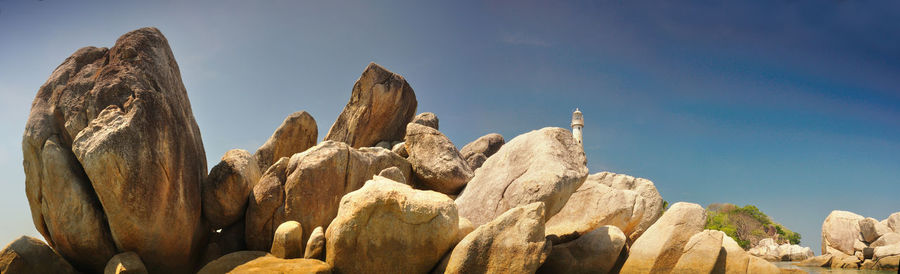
<box><xmin>571</xmin><ymin>108</ymin><xmax>584</xmax><ymax>146</ymax></box>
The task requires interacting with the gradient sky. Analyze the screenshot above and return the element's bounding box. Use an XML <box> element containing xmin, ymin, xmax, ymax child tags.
<box><xmin>1</xmin><ymin>0</ymin><xmax>898</xmax><ymax>254</ymax></box>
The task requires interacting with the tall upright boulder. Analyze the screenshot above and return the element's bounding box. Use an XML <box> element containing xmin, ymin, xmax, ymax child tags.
<box><xmin>455</xmin><ymin>127</ymin><xmax>588</xmax><ymax>226</ymax></box>
<box><xmin>254</xmin><ymin>111</ymin><xmax>317</xmax><ymax>171</ymax></box>
<box><xmin>326</xmin><ymin>176</ymin><xmax>460</xmax><ymax>274</ymax></box>
<box><xmin>404</xmin><ymin>123</ymin><xmax>473</xmax><ymax>194</ymax></box>
<box><xmin>671</xmin><ymin>230</ymin><xmax>725</xmax><ymax>273</ymax></box>
<box><xmin>458</xmin><ymin>133</ymin><xmax>504</xmax><ymax>170</ymax></box>
<box><xmin>822</xmin><ymin>210</ymin><xmax>865</xmax><ymax>255</ymax></box>
<box><xmin>202</xmin><ymin>149</ymin><xmax>262</xmax><ymax>229</ymax></box>
<box><xmin>244</xmin><ymin>141</ymin><xmax>412</xmax><ymax>251</ymax></box>
<box><xmin>620</xmin><ymin>202</ymin><xmax>707</xmax><ymax>274</ymax></box>
<box><xmin>23</xmin><ymin>27</ymin><xmax>207</xmax><ymax>273</ymax></box>
<box><xmin>324</xmin><ymin>63</ymin><xmax>417</xmax><ymax>148</ymax></box>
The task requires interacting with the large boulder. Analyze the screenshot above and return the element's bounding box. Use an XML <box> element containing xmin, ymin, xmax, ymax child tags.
<box><xmin>411</xmin><ymin>112</ymin><xmax>439</xmax><ymax>129</ymax></box>
<box><xmin>325</xmin><ymin>176</ymin><xmax>459</xmax><ymax>274</ymax></box>
<box><xmin>822</xmin><ymin>210</ymin><xmax>865</xmax><ymax>255</ymax></box>
<box><xmin>860</xmin><ymin>217</ymin><xmax>892</xmax><ymax>243</ymax></box>
<box><xmin>202</xmin><ymin>149</ymin><xmax>262</xmax><ymax>229</ymax></box>
<box><xmin>404</xmin><ymin>123</ymin><xmax>473</xmax><ymax>194</ymax></box>
<box><xmin>254</xmin><ymin>111</ymin><xmax>317</xmax><ymax>171</ymax></box>
<box><xmin>620</xmin><ymin>202</ymin><xmax>707</xmax><ymax>274</ymax></box>
<box><xmin>458</xmin><ymin>133</ymin><xmax>504</xmax><ymax>170</ymax></box>
<box><xmin>442</xmin><ymin>202</ymin><xmax>552</xmax><ymax>274</ymax></box>
<box><xmin>590</xmin><ymin>172</ymin><xmax>666</xmax><ymax>240</ymax></box>
<box><xmin>22</xmin><ymin>27</ymin><xmax>206</xmax><ymax>273</ymax></box>
<box><xmin>324</xmin><ymin>62</ymin><xmax>418</xmax><ymax>148</ymax></box>
<box><xmin>872</xmin><ymin>232</ymin><xmax>900</xmax><ymax>248</ymax></box>
<box><xmin>536</xmin><ymin>225</ymin><xmax>627</xmax><ymax>274</ymax></box>
<box><xmin>721</xmin><ymin>235</ymin><xmax>751</xmax><ymax>273</ymax></box>
<box><xmin>244</xmin><ymin>141</ymin><xmax>412</xmax><ymax>251</ymax></box>
<box><xmin>545</xmin><ymin>172</ymin><xmax>661</xmax><ymax>245</ymax></box>
<box><xmin>455</xmin><ymin>127</ymin><xmax>588</xmax><ymax>226</ymax></box>
<box><xmin>270</xmin><ymin>221</ymin><xmax>304</xmax><ymax>259</ymax></box>
<box><xmin>0</xmin><ymin>236</ymin><xmax>77</xmax><ymax>274</ymax></box>
<box><xmin>883</xmin><ymin>212</ymin><xmax>900</xmax><ymax>232</ymax></box>
<box><xmin>671</xmin><ymin>230</ymin><xmax>725</xmax><ymax>274</ymax></box>
<box><xmin>874</xmin><ymin>244</ymin><xmax>900</xmax><ymax>261</ymax></box>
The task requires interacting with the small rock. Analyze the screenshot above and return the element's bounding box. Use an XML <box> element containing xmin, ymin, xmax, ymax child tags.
<box><xmin>412</xmin><ymin>112</ymin><xmax>439</xmax><ymax>129</ymax></box>
<box><xmin>883</xmin><ymin>212</ymin><xmax>900</xmax><ymax>232</ymax></box>
<box><xmin>378</xmin><ymin>166</ymin><xmax>407</xmax><ymax>184</ymax></box>
<box><xmin>860</xmin><ymin>217</ymin><xmax>892</xmax><ymax>243</ymax></box>
<box><xmin>104</xmin><ymin>252</ymin><xmax>148</xmax><ymax>274</ymax></box>
<box><xmin>872</xmin><ymin>232</ymin><xmax>900</xmax><ymax>248</ymax></box>
<box><xmin>197</xmin><ymin>251</ymin><xmax>268</xmax><ymax>274</ymax></box>
<box><xmin>271</xmin><ymin>221</ymin><xmax>304</xmax><ymax>259</ymax></box>
<box><xmin>458</xmin><ymin>133</ymin><xmax>504</xmax><ymax>170</ymax></box>
<box><xmin>797</xmin><ymin>254</ymin><xmax>833</xmax><ymax>267</ymax></box>
<box><xmin>391</xmin><ymin>142</ymin><xmax>408</xmax><ymax>157</ymax></box>
<box><xmin>404</xmin><ymin>123</ymin><xmax>473</xmax><ymax>194</ymax></box>
<box><xmin>304</xmin><ymin>226</ymin><xmax>325</xmax><ymax>260</ymax></box>
<box><xmin>375</xmin><ymin>141</ymin><xmax>392</xmax><ymax>149</ymax></box>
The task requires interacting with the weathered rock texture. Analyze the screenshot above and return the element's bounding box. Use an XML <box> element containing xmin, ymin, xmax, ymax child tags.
<box><xmin>545</xmin><ymin>172</ymin><xmax>663</xmax><ymax>245</ymax></box>
<box><xmin>22</xmin><ymin>27</ymin><xmax>206</xmax><ymax>273</ymax></box>
<box><xmin>620</xmin><ymin>202</ymin><xmax>707</xmax><ymax>274</ymax></box>
<box><xmin>748</xmin><ymin>238</ymin><xmax>814</xmax><ymax>261</ymax></box>
<box><xmin>0</xmin><ymin>236</ymin><xmax>77</xmax><ymax>274</ymax></box>
<box><xmin>458</xmin><ymin>133</ymin><xmax>504</xmax><ymax>170</ymax></box>
<box><xmin>412</xmin><ymin>112</ymin><xmax>439</xmax><ymax>129</ymax></box>
<box><xmin>270</xmin><ymin>221</ymin><xmax>304</xmax><ymax>259</ymax></box>
<box><xmin>822</xmin><ymin>210</ymin><xmax>865</xmax><ymax>255</ymax></box>
<box><xmin>304</xmin><ymin>226</ymin><xmax>325</xmax><ymax>260</ymax></box>
<box><xmin>104</xmin><ymin>252</ymin><xmax>148</xmax><ymax>274</ymax></box>
<box><xmin>442</xmin><ymin>202</ymin><xmax>552</xmax><ymax>274</ymax></box>
<box><xmin>254</xmin><ymin>111</ymin><xmax>317</xmax><ymax>171</ymax></box>
<box><xmin>197</xmin><ymin>251</ymin><xmax>331</xmax><ymax>274</ymax></box>
<box><xmin>245</xmin><ymin>141</ymin><xmax>412</xmax><ymax>251</ymax></box>
<box><xmin>324</xmin><ymin>62</ymin><xmax>418</xmax><ymax>148</ymax></box>
<box><xmin>202</xmin><ymin>149</ymin><xmax>261</xmax><ymax>229</ymax></box>
<box><xmin>325</xmin><ymin>177</ymin><xmax>459</xmax><ymax>274</ymax></box>
<box><xmin>455</xmin><ymin>127</ymin><xmax>588</xmax><ymax>227</ymax></box>
<box><xmin>860</xmin><ymin>217</ymin><xmax>892</xmax><ymax>243</ymax></box>
<box><xmin>197</xmin><ymin>251</ymin><xmax>267</xmax><ymax>274</ymax></box>
<box><xmin>671</xmin><ymin>230</ymin><xmax>725</xmax><ymax>273</ymax></box>
<box><xmin>404</xmin><ymin>123</ymin><xmax>473</xmax><ymax>194</ymax></box>
<box><xmin>537</xmin><ymin>225</ymin><xmax>627</xmax><ymax>274</ymax></box>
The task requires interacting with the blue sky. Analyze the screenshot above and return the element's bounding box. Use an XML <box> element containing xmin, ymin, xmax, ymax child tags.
<box><xmin>1</xmin><ymin>0</ymin><xmax>898</xmax><ymax>254</ymax></box>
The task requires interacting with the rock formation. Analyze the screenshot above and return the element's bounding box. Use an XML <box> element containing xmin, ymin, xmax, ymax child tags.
<box><xmin>536</xmin><ymin>225</ymin><xmax>627</xmax><ymax>274</ymax></box>
<box><xmin>270</xmin><ymin>221</ymin><xmax>304</xmax><ymax>259</ymax></box>
<box><xmin>404</xmin><ymin>123</ymin><xmax>473</xmax><ymax>194</ymax></box>
<box><xmin>202</xmin><ymin>149</ymin><xmax>262</xmax><ymax>229</ymax></box>
<box><xmin>620</xmin><ymin>202</ymin><xmax>706</xmax><ymax>273</ymax></box>
<box><xmin>458</xmin><ymin>133</ymin><xmax>504</xmax><ymax>170</ymax></box>
<box><xmin>815</xmin><ymin>210</ymin><xmax>900</xmax><ymax>270</ymax></box>
<box><xmin>0</xmin><ymin>236</ymin><xmax>77</xmax><ymax>274</ymax></box>
<box><xmin>22</xmin><ymin>27</ymin><xmax>206</xmax><ymax>273</ymax></box>
<box><xmin>244</xmin><ymin>141</ymin><xmax>411</xmax><ymax>251</ymax></box>
<box><xmin>748</xmin><ymin>238</ymin><xmax>813</xmax><ymax>261</ymax></box>
<box><xmin>325</xmin><ymin>176</ymin><xmax>459</xmax><ymax>274</ymax></box>
<box><xmin>412</xmin><ymin>112</ymin><xmax>439</xmax><ymax>129</ymax></box>
<box><xmin>455</xmin><ymin>127</ymin><xmax>588</xmax><ymax>227</ymax></box>
<box><xmin>671</xmin><ymin>230</ymin><xmax>725</xmax><ymax>273</ymax></box>
<box><xmin>324</xmin><ymin>62</ymin><xmax>418</xmax><ymax>148</ymax></box>
<box><xmin>254</xmin><ymin>111</ymin><xmax>317</xmax><ymax>171</ymax></box>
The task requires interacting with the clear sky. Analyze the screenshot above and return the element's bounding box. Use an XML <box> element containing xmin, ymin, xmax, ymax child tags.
<box><xmin>1</xmin><ymin>0</ymin><xmax>898</xmax><ymax>254</ymax></box>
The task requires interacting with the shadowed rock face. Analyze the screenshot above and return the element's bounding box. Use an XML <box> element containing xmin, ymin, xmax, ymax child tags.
<box><xmin>22</xmin><ymin>27</ymin><xmax>206</xmax><ymax>273</ymax></box>
<box><xmin>324</xmin><ymin>62</ymin><xmax>418</xmax><ymax>148</ymax></box>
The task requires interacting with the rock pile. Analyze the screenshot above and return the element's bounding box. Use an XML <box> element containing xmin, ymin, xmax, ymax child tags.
<box><xmin>796</xmin><ymin>210</ymin><xmax>900</xmax><ymax>270</ymax></box>
<box><xmin>5</xmin><ymin>27</ymin><xmax>794</xmax><ymax>274</ymax></box>
<box><xmin>747</xmin><ymin>238</ymin><xmax>814</xmax><ymax>261</ymax></box>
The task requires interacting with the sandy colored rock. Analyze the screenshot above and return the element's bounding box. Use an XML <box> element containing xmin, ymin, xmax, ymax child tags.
<box><xmin>326</xmin><ymin>177</ymin><xmax>459</xmax><ymax>274</ymax></box>
<box><xmin>104</xmin><ymin>252</ymin><xmax>147</xmax><ymax>274</ymax></box>
<box><xmin>404</xmin><ymin>123</ymin><xmax>473</xmax><ymax>194</ymax></box>
<box><xmin>545</xmin><ymin>174</ymin><xmax>650</xmax><ymax>244</ymax></box>
<box><xmin>271</xmin><ymin>221</ymin><xmax>304</xmax><ymax>259</ymax></box>
<box><xmin>197</xmin><ymin>251</ymin><xmax>267</xmax><ymax>274</ymax></box>
<box><xmin>0</xmin><ymin>236</ymin><xmax>77</xmax><ymax>274</ymax></box>
<box><xmin>378</xmin><ymin>166</ymin><xmax>408</xmax><ymax>184</ymax></box>
<box><xmin>456</xmin><ymin>127</ymin><xmax>588</xmax><ymax>227</ymax></box>
<box><xmin>324</xmin><ymin>62</ymin><xmax>418</xmax><ymax>148</ymax></box>
<box><xmin>883</xmin><ymin>212</ymin><xmax>900</xmax><ymax>232</ymax></box>
<box><xmin>874</xmin><ymin>244</ymin><xmax>900</xmax><ymax>261</ymax></box>
<box><xmin>22</xmin><ymin>27</ymin><xmax>207</xmax><ymax>273</ymax></box>
<box><xmin>412</xmin><ymin>112</ymin><xmax>439</xmax><ymax>129</ymax></box>
<box><xmin>672</xmin><ymin>230</ymin><xmax>725</xmax><ymax>273</ymax></box>
<box><xmin>230</xmin><ymin>257</ymin><xmax>331</xmax><ymax>273</ymax></box>
<box><xmin>590</xmin><ymin>172</ymin><xmax>666</xmax><ymax>241</ymax></box>
<box><xmin>245</xmin><ymin>141</ymin><xmax>412</xmax><ymax>251</ymax></box>
<box><xmin>796</xmin><ymin>254</ymin><xmax>833</xmax><ymax>267</ymax></box>
<box><xmin>459</xmin><ymin>133</ymin><xmax>504</xmax><ymax>170</ymax></box>
<box><xmin>203</xmin><ymin>149</ymin><xmax>262</xmax><ymax>229</ymax></box>
<box><xmin>746</xmin><ymin>255</ymin><xmax>780</xmax><ymax>273</ymax></box>
<box><xmin>872</xmin><ymin>232</ymin><xmax>900</xmax><ymax>248</ymax></box>
<box><xmin>443</xmin><ymin>202</ymin><xmax>552</xmax><ymax>274</ymax></box>
<box><xmin>304</xmin><ymin>226</ymin><xmax>325</xmax><ymax>260</ymax></box>
<box><xmin>254</xmin><ymin>111</ymin><xmax>317</xmax><ymax>172</ymax></box>
<box><xmin>620</xmin><ymin>202</ymin><xmax>707</xmax><ymax>274</ymax></box>
<box><xmin>721</xmin><ymin>235</ymin><xmax>751</xmax><ymax>273</ymax></box>
<box><xmin>860</xmin><ymin>217</ymin><xmax>892</xmax><ymax>243</ymax></box>
<box><xmin>537</xmin><ymin>225</ymin><xmax>627</xmax><ymax>274</ymax></box>
<box><xmin>391</xmin><ymin>142</ymin><xmax>408</xmax><ymax>157</ymax></box>
<box><xmin>822</xmin><ymin>210</ymin><xmax>865</xmax><ymax>255</ymax></box>
<box><xmin>874</xmin><ymin>255</ymin><xmax>899</xmax><ymax>271</ymax></box>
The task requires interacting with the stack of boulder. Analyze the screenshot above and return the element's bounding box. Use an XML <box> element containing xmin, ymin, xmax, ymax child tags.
<box><xmin>3</xmin><ymin>27</ymin><xmax>791</xmax><ymax>274</ymax></box>
<box><xmin>747</xmin><ymin>238</ymin><xmax>813</xmax><ymax>261</ymax></box>
<box><xmin>796</xmin><ymin>210</ymin><xmax>900</xmax><ymax>271</ymax></box>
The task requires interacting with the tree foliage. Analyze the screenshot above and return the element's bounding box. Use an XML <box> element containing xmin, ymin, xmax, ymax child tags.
<box><xmin>704</xmin><ymin>204</ymin><xmax>801</xmax><ymax>249</ymax></box>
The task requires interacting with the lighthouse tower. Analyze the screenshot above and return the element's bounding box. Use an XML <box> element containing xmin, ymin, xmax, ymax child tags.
<box><xmin>571</xmin><ymin>108</ymin><xmax>584</xmax><ymax>146</ymax></box>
